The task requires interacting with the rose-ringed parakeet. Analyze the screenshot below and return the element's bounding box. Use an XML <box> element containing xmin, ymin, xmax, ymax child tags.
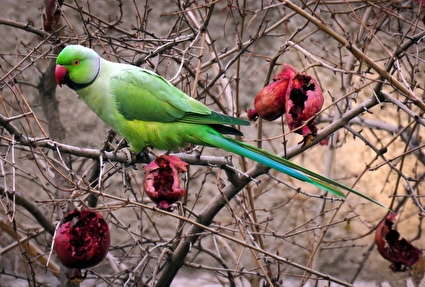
<box><xmin>55</xmin><ymin>45</ymin><xmax>386</xmax><ymax>208</ymax></box>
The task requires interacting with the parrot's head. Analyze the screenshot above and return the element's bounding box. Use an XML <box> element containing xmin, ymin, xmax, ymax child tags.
<box><xmin>55</xmin><ymin>45</ymin><xmax>101</xmax><ymax>90</ymax></box>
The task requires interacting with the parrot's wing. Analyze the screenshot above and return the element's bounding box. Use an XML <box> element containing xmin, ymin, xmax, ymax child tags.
<box><xmin>181</xmin><ymin>111</ymin><xmax>249</xmax><ymax>126</ymax></box>
<box><xmin>111</xmin><ymin>68</ymin><xmax>209</xmax><ymax>122</ymax></box>
<box><xmin>111</xmin><ymin>68</ymin><xmax>249</xmax><ymax>126</ymax></box>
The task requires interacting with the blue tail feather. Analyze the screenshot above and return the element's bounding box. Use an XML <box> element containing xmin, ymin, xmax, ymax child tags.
<box><xmin>207</xmin><ymin>133</ymin><xmax>388</xmax><ymax>209</ymax></box>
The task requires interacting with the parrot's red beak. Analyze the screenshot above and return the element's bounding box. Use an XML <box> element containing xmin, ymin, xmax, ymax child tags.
<box><xmin>55</xmin><ymin>65</ymin><xmax>68</xmax><ymax>87</ymax></box>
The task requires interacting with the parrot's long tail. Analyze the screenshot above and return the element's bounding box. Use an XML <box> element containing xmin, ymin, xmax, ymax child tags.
<box><xmin>208</xmin><ymin>134</ymin><xmax>388</xmax><ymax>209</ymax></box>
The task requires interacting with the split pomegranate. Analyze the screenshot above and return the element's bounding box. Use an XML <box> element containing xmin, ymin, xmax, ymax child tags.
<box><xmin>54</xmin><ymin>210</ymin><xmax>110</xmax><ymax>271</ymax></box>
<box><xmin>143</xmin><ymin>155</ymin><xmax>188</xmax><ymax>211</ymax></box>
<box><xmin>375</xmin><ymin>213</ymin><xmax>422</xmax><ymax>271</ymax></box>
<box><xmin>285</xmin><ymin>73</ymin><xmax>324</xmax><ymax>137</ymax></box>
<box><xmin>247</xmin><ymin>63</ymin><xmax>297</xmax><ymax>121</ymax></box>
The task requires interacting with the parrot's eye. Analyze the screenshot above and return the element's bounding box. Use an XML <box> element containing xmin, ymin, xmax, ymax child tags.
<box><xmin>73</xmin><ymin>59</ymin><xmax>80</xmax><ymax>66</ymax></box>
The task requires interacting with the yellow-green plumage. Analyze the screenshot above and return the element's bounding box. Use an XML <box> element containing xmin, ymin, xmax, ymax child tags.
<box><xmin>55</xmin><ymin>45</ymin><xmax>387</xmax><ymax>209</ymax></box>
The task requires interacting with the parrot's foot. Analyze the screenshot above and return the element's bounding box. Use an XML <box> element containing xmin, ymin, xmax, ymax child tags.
<box><xmin>144</xmin><ymin>147</ymin><xmax>159</xmax><ymax>157</ymax></box>
<box><xmin>122</xmin><ymin>148</ymin><xmax>138</xmax><ymax>169</ymax></box>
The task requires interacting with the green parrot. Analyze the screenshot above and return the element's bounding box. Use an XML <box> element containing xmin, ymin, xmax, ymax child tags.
<box><xmin>55</xmin><ymin>45</ymin><xmax>386</xmax><ymax>208</ymax></box>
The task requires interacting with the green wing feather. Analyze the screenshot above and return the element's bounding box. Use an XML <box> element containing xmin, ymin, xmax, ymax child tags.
<box><xmin>181</xmin><ymin>111</ymin><xmax>249</xmax><ymax>126</ymax></box>
<box><xmin>111</xmin><ymin>68</ymin><xmax>248</xmax><ymax>126</ymax></box>
<box><xmin>111</xmin><ymin>68</ymin><xmax>203</xmax><ymax>121</ymax></box>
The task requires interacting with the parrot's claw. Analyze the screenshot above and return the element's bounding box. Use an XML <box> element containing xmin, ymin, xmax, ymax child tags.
<box><xmin>144</xmin><ymin>146</ymin><xmax>159</xmax><ymax>157</ymax></box>
<box><xmin>122</xmin><ymin>148</ymin><xmax>138</xmax><ymax>169</ymax></box>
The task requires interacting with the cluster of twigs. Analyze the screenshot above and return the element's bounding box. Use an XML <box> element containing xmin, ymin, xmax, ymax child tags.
<box><xmin>0</xmin><ymin>1</ymin><xmax>424</xmax><ymax>286</ymax></box>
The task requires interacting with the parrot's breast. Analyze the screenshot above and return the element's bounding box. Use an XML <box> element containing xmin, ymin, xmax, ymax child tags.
<box><xmin>118</xmin><ymin>120</ymin><xmax>215</xmax><ymax>153</ymax></box>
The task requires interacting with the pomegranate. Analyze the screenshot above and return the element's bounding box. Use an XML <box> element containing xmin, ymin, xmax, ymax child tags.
<box><xmin>375</xmin><ymin>213</ymin><xmax>422</xmax><ymax>272</ymax></box>
<box><xmin>247</xmin><ymin>64</ymin><xmax>297</xmax><ymax>121</ymax></box>
<box><xmin>285</xmin><ymin>73</ymin><xmax>324</xmax><ymax>137</ymax></box>
<box><xmin>54</xmin><ymin>209</ymin><xmax>110</xmax><ymax>280</ymax></box>
<box><xmin>143</xmin><ymin>155</ymin><xmax>188</xmax><ymax>211</ymax></box>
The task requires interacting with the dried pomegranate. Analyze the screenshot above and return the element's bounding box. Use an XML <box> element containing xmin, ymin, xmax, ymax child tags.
<box><xmin>248</xmin><ymin>64</ymin><xmax>324</xmax><ymax>145</ymax></box>
<box><xmin>247</xmin><ymin>64</ymin><xmax>296</xmax><ymax>121</ymax></box>
<box><xmin>285</xmin><ymin>73</ymin><xmax>324</xmax><ymax>137</ymax></box>
<box><xmin>143</xmin><ymin>155</ymin><xmax>188</xmax><ymax>211</ymax></box>
<box><xmin>375</xmin><ymin>213</ymin><xmax>422</xmax><ymax>271</ymax></box>
<box><xmin>54</xmin><ymin>209</ymin><xmax>110</xmax><ymax>281</ymax></box>
<box><xmin>43</xmin><ymin>0</ymin><xmax>63</xmax><ymax>32</ymax></box>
